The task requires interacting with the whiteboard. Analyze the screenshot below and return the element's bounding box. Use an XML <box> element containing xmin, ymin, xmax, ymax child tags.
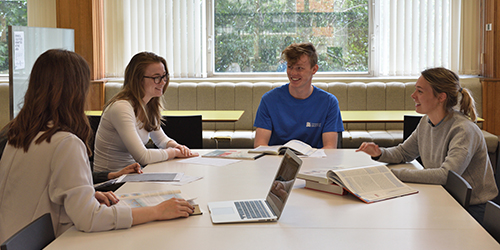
<box><xmin>8</xmin><ymin>26</ymin><xmax>74</xmax><ymax>119</ymax></box>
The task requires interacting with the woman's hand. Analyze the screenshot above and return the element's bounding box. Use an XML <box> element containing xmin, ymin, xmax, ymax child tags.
<box><xmin>108</xmin><ymin>163</ymin><xmax>142</xmax><ymax>180</ymax></box>
<box><xmin>131</xmin><ymin>197</ymin><xmax>194</xmax><ymax>225</ymax></box>
<box><xmin>174</xmin><ymin>144</ymin><xmax>199</xmax><ymax>157</ymax></box>
<box><xmin>155</xmin><ymin>198</ymin><xmax>194</xmax><ymax>220</ymax></box>
<box><xmin>95</xmin><ymin>191</ymin><xmax>120</xmax><ymax>206</ymax></box>
<box><xmin>356</xmin><ymin>142</ymin><xmax>382</xmax><ymax>158</ymax></box>
<box><xmin>167</xmin><ymin>145</ymin><xmax>199</xmax><ymax>159</ymax></box>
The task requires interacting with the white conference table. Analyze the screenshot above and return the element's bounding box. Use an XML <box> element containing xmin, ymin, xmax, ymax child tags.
<box><xmin>45</xmin><ymin>149</ymin><xmax>500</xmax><ymax>250</ymax></box>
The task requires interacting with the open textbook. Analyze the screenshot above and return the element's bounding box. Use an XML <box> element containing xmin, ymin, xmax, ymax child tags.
<box><xmin>116</xmin><ymin>190</ymin><xmax>202</xmax><ymax>215</ymax></box>
<box><xmin>326</xmin><ymin>164</ymin><xmax>418</xmax><ymax>203</ymax></box>
<box><xmin>249</xmin><ymin>139</ymin><xmax>316</xmax><ymax>156</ymax></box>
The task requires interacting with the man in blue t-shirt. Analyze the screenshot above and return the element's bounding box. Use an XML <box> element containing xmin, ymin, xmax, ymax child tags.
<box><xmin>254</xmin><ymin>42</ymin><xmax>344</xmax><ymax>149</ymax></box>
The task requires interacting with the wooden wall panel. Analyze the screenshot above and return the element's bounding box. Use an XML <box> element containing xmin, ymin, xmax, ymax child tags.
<box><xmin>481</xmin><ymin>0</ymin><xmax>500</xmax><ymax>135</ymax></box>
<box><xmin>56</xmin><ymin>0</ymin><xmax>105</xmax><ymax>110</ymax></box>
<box><xmin>482</xmin><ymin>0</ymin><xmax>500</xmax><ymax>78</ymax></box>
<box><xmin>482</xmin><ymin>79</ymin><xmax>500</xmax><ymax>135</ymax></box>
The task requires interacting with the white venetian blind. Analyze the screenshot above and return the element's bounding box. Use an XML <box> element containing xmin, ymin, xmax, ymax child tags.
<box><xmin>375</xmin><ymin>0</ymin><xmax>480</xmax><ymax>76</ymax></box>
<box><xmin>104</xmin><ymin>0</ymin><xmax>206</xmax><ymax>78</ymax></box>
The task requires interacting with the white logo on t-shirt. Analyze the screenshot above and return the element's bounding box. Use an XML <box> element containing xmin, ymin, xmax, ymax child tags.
<box><xmin>306</xmin><ymin>122</ymin><xmax>321</xmax><ymax>128</ymax></box>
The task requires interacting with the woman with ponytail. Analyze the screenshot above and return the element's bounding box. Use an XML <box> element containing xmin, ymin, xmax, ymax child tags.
<box><xmin>357</xmin><ymin>67</ymin><xmax>497</xmax><ymax>224</ymax></box>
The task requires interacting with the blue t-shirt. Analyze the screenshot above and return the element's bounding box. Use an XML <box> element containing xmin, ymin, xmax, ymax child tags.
<box><xmin>254</xmin><ymin>84</ymin><xmax>344</xmax><ymax>148</ymax></box>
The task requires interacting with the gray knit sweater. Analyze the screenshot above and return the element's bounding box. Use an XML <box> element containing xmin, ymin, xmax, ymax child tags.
<box><xmin>379</xmin><ymin>111</ymin><xmax>498</xmax><ymax>205</ymax></box>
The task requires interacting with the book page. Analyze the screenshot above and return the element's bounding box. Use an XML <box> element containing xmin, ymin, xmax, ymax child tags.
<box><xmin>327</xmin><ymin>165</ymin><xmax>417</xmax><ymax>203</ymax></box>
<box><xmin>117</xmin><ymin>190</ymin><xmax>182</xmax><ymax>208</ymax></box>
<box><xmin>116</xmin><ymin>173</ymin><xmax>184</xmax><ymax>183</ymax></box>
<box><xmin>116</xmin><ymin>190</ymin><xmax>202</xmax><ymax>215</ymax></box>
<box><xmin>248</xmin><ymin>145</ymin><xmax>281</xmax><ymax>154</ymax></box>
<box><xmin>178</xmin><ymin>157</ymin><xmax>241</xmax><ymax>166</ymax></box>
<box><xmin>282</xmin><ymin>140</ymin><xmax>316</xmax><ymax>156</ymax></box>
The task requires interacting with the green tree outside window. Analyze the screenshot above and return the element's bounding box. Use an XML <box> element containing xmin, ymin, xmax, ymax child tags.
<box><xmin>214</xmin><ymin>0</ymin><xmax>368</xmax><ymax>73</ymax></box>
<box><xmin>0</xmin><ymin>0</ymin><xmax>27</xmax><ymax>74</ymax></box>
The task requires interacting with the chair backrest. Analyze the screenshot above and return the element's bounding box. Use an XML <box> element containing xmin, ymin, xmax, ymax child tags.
<box><xmin>0</xmin><ymin>132</ymin><xmax>7</xmax><ymax>161</ymax></box>
<box><xmin>443</xmin><ymin>170</ymin><xmax>472</xmax><ymax>209</ymax></box>
<box><xmin>403</xmin><ymin>115</ymin><xmax>422</xmax><ymax>141</ymax></box>
<box><xmin>403</xmin><ymin>115</ymin><xmax>423</xmax><ymax>165</ymax></box>
<box><xmin>337</xmin><ymin>131</ymin><xmax>343</xmax><ymax>148</ymax></box>
<box><xmin>87</xmin><ymin>115</ymin><xmax>102</xmax><ymax>164</ymax></box>
<box><xmin>0</xmin><ymin>213</ymin><xmax>55</xmax><ymax>250</ymax></box>
<box><xmin>161</xmin><ymin>115</ymin><xmax>203</xmax><ymax>149</ymax></box>
<box><xmin>484</xmin><ymin>201</ymin><xmax>500</xmax><ymax>243</ymax></box>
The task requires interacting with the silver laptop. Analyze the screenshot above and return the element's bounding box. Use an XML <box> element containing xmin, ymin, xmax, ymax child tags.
<box><xmin>207</xmin><ymin>149</ymin><xmax>303</xmax><ymax>223</ymax></box>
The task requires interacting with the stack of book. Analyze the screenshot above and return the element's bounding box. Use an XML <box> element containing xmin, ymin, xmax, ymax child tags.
<box><xmin>297</xmin><ymin>169</ymin><xmax>347</xmax><ymax>196</ymax></box>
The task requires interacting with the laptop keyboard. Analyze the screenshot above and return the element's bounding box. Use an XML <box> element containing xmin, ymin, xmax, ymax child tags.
<box><xmin>235</xmin><ymin>200</ymin><xmax>271</xmax><ymax>219</ymax></box>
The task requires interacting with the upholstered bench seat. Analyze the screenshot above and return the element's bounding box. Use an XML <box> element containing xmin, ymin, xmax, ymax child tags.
<box><xmin>1</xmin><ymin>79</ymin><xmax>496</xmax><ymax>168</ymax></box>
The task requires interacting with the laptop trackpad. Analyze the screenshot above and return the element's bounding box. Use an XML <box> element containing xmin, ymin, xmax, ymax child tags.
<box><xmin>211</xmin><ymin>207</ymin><xmax>235</xmax><ymax>215</ymax></box>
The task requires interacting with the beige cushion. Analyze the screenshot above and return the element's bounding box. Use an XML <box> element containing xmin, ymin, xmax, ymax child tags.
<box><xmin>99</xmin><ymin>78</ymin><xmax>497</xmax><ymax>153</ymax></box>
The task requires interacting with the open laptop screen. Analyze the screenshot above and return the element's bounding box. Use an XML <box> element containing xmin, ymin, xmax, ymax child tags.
<box><xmin>266</xmin><ymin>149</ymin><xmax>302</xmax><ymax>218</ymax></box>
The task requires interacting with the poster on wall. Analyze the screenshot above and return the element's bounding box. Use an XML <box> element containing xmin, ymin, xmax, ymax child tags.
<box><xmin>13</xmin><ymin>31</ymin><xmax>25</xmax><ymax>70</ymax></box>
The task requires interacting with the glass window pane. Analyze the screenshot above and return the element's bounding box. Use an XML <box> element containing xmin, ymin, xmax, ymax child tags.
<box><xmin>214</xmin><ymin>0</ymin><xmax>369</xmax><ymax>74</ymax></box>
<box><xmin>0</xmin><ymin>0</ymin><xmax>27</xmax><ymax>74</ymax></box>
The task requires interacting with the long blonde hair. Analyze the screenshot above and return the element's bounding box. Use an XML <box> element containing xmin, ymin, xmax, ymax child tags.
<box><xmin>421</xmin><ymin>67</ymin><xmax>477</xmax><ymax>122</ymax></box>
<box><xmin>105</xmin><ymin>52</ymin><xmax>169</xmax><ymax>132</ymax></box>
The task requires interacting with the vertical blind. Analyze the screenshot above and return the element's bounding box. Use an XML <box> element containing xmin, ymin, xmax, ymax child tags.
<box><xmin>104</xmin><ymin>0</ymin><xmax>479</xmax><ymax>78</ymax></box>
<box><xmin>375</xmin><ymin>0</ymin><xmax>480</xmax><ymax>76</ymax></box>
<box><xmin>104</xmin><ymin>0</ymin><xmax>206</xmax><ymax>78</ymax></box>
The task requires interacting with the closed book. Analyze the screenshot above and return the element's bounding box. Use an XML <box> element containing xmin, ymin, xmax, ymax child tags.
<box><xmin>202</xmin><ymin>149</ymin><xmax>264</xmax><ymax>160</ymax></box>
<box><xmin>297</xmin><ymin>169</ymin><xmax>331</xmax><ymax>183</ymax></box>
<box><xmin>304</xmin><ymin>180</ymin><xmax>347</xmax><ymax>196</ymax></box>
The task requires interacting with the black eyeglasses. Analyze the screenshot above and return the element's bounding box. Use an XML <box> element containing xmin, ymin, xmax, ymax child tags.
<box><xmin>143</xmin><ymin>73</ymin><xmax>169</xmax><ymax>84</ymax></box>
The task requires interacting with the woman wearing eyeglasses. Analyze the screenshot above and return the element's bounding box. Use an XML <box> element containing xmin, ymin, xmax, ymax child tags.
<box><xmin>93</xmin><ymin>52</ymin><xmax>198</xmax><ymax>173</ymax></box>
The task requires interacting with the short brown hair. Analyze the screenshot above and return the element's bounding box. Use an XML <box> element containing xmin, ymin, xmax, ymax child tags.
<box><xmin>281</xmin><ymin>42</ymin><xmax>318</xmax><ymax>68</ymax></box>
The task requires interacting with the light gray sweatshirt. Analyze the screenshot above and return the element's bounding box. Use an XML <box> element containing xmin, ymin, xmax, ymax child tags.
<box><xmin>379</xmin><ymin>111</ymin><xmax>498</xmax><ymax>205</ymax></box>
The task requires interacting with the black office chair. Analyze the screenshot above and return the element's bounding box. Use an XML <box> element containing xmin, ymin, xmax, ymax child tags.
<box><xmin>483</xmin><ymin>201</ymin><xmax>500</xmax><ymax>243</ymax></box>
<box><xmin>87</xmin><ymin>115</ymin><xmax>125</xmax><ymax>191</ymax></box>
<box><xmin>161</xmin><ymin>115</ymin><xmax>203</xmax><ymax>149</ymax></box>
<box><xmin>337</xmin><ymin>131</ymin><xmax>343</xmax><ymax>148</ymax></box>
<box><xmin>403</xmin><ymin>115</ymin><xmax>423</xmax><ymax>165</ymax></box>
<box><xmin>0</xmin><ymin>213</ymin><xmax>55</xmax><ymax>250</ymax></box>
<box><xmin>443</xmin><ymin>170</ymin><xmax>472</xmax><ymax>209</ymax></box>
<box><xmin>87</xmin><ymin>115</ymin><xmax>102</xmax><ymax>163</ymax></box>
<box><xmin>403</xmin><ymin>115</ymin><xmax>422</xmax><ymax>141</ymax></box>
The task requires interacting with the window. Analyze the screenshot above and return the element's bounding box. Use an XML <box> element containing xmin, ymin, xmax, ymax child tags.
<box><xmin>213</xmin><ymin>0</ymin><xmax>369</xmax><ymax>74</ymax></box>
<box><xmin>103</xmin><ymin>0</ymin><xmax>479</xmax><ymax>78</ymax></box>
<box><xmin>0</xmin><ymin>0</ymin><xmax>27</xmax><ymax>74</ymax></box>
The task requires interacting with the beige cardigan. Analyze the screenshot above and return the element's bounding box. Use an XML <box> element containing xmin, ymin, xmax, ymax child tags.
<box><xmin>0</xmin><ymin>131</ymin><xmax>132</xmax><ymax>242</ymax></box>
